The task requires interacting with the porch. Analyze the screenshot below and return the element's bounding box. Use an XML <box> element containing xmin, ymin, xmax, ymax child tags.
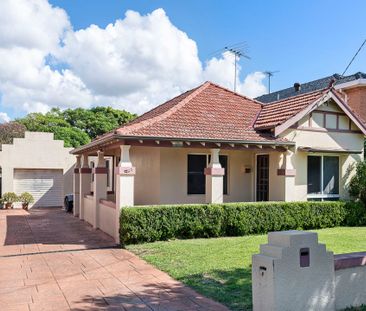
<box><xmin>73</xmin><ymin>139</ymin><xmax>296</xmax><ymax>243</ymax></box>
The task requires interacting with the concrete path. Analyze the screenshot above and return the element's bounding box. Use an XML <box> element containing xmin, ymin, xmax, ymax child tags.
<box><xmin>0</xmin><ymin>208</ymin><xmax>228</xmax><ymax>311</ymax></box>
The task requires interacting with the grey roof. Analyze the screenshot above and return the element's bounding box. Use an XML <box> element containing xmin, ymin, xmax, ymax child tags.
<box><xmin>256</xmin><ymin>72</ymin><xmax>366</xmax><ymax>104</ymax></box>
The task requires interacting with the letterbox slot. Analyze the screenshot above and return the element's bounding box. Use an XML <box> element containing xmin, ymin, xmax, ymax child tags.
<box><xmin>259</xmin><ymin>266</ymin><xmax>267</xmax><ymax>271</ymax></box>
<box><xmin>300</xmin><ymin>247</ymin><xmax>310</xmax><ymax>267</ymax></box>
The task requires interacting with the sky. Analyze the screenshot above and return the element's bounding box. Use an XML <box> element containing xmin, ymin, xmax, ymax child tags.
<box><xmin>0</xmin><ymin>0</ymin><xmax>366</xmax><ymax>122</ymax></box>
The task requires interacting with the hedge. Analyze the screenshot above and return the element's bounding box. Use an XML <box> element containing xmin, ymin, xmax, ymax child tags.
<box><xmin>120</xmin><ymin>201</ymin><xmax>366</xmax><ymax>245</ymax></box>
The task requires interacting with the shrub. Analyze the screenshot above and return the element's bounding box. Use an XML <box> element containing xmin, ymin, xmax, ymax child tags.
<box><xmin>120</xmin><ymin>201</ymin><xmax>365</xmax><ymax>245</ymax></box>
<box><xmin>19</xmin><ymin>192</ymin><xmax>34</xmax><ymax>204</ymax></box>
<box><xmin>349</xmin><ymin>161</ymin><xmax>366</xmax><ymax>204</ymax></box>
<box><xmin>2</xmin><ymin>192</ymin><xmax>18</xmax><ymax>204</ymax></box>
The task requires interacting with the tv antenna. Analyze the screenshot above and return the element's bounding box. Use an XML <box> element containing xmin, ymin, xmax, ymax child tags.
<box><xmin>224</xmin><ymin>44</ymin><xmax>250</xmax><ymax>92</ymax></box>
<box><xmin>208</xmin><ymin>42</ymin><xmax>250</xmax><ymax>92</ymax></box>
<box><xmin>263</xmin><ymin>70</ymin><xmax>279</xmax><ymax>94</ymax></box>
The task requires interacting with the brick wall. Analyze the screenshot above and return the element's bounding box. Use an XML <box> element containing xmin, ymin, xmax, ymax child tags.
<box><xmin>343</xmin><ymin>86</ymin><xmax>366</xmax><ymax>122</ymax></box>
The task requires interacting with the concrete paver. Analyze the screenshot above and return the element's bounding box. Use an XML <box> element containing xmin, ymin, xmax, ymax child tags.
<box><xmin>0</xmin><ymin>208</ymin><xmax>228</xmax><ymax>311</ymax></box>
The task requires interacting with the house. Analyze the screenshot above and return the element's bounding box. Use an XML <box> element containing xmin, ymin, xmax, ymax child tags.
<box><xmin>71</xmin><ymin>81</ymin><xmax>365</xmax><ymax>242</ymax></box>
<box><xmin>257</xmin><ymin>71</ymin><xmax>366</xmax><ymax>122</ymax></box>
<box><xmin>0</xmin><ymin>132</ymin><xmax>75</xmax><ymax>208</ymax></box>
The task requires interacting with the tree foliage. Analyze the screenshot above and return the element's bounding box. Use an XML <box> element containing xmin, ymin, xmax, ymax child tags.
<box><xmin>0</xmin><ymin>122</ymin><xmax>26</xmax><ymax>146</ymax></box>
<box><xmin>349</xmin><ymin>161</ymin><xmax>366</xmax><ymax>204</ymax></box>
<box><xmin>61</xmin><ymin>106</ymin><xmax>136</xmax><ymax>139</ymax></box>
<box><xmin>16</xmin><ymin>107</ymin><xmax>136</xmax><ymax>148</ymax></box>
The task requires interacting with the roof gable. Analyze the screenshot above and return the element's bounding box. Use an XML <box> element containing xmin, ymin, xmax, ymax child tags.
<box><xmin>256</xmin><ymin>88</ymin><xmax>366</xmax><ymax>136</ymax></box>
<box><xmin>254</xmin><ymin>89</ymin><xmax>326</xmax><ymax>130</ymax></box>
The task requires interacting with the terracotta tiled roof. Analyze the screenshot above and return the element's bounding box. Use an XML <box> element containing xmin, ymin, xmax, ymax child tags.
<box><xmin>254</xmin><ymin>89</ymin><xmax>327</xmax><ymax>129</ymax></box>
<box><xmin>115</xmin><ymin>82</ymin><xmax>287</xmax><ymax>142</ymax></box>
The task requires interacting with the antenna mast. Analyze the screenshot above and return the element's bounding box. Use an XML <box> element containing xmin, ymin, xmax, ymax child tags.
<box><xmin>225</xmin><ymin>48</ymin><xmax>243</xmax><ymax>92</ymax></box>
<box><xmin>264</xmin><ymin>70</ymin><xmax>279</xmax><ymax>94</ymax></box>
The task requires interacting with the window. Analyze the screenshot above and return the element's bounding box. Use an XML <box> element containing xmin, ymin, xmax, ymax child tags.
<box><xmin>187</xmin><ymin>154</ymin><xmax>228</xmax><ymax>195</ymax></box>
<box><xmin>307</xmin><ymin>156</ymin><xmax>339</xmax><ymax>200</ymax></box>
<box><xmin>105</xmin><ymin>159</ymin><xmax>110</xmax><ymax>187</ymax></box>
<box><xmin>187</xmin><ymin>155</ymin><xmax>206</xmax><ymax>194</ymax></box>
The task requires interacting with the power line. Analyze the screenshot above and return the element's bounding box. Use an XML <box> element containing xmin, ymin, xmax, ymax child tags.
<box><xmin>341</xmin><ymin>38</ymin><xmax>366</xmax><ymax>76</ymax></box>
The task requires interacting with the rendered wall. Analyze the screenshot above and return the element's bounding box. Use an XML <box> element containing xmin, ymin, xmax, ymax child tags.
<box><xmin>83</xmin><ymin>195</ymin><xmax>94</xmax><ymax>225</ymax></box>
<box><xmin>253</xmin><ymin>230</ymin><xmax>366</xmax><ymax>311</ymax></box>
<box><xmin>281</xmin><ymin>115</ymin><xmax>364</xmax><ymax>201</ymax></box>
<box><xmin>159</xmin><ymin>147</ymin><xmax>254</xmax><ymax>205</ymax></box>
<box><xmin>0</xmin><ymin>132</ymin><xmax>75</xmax><ymax>197</ymax></box>
<box><xmin>98</xmin><ymin>201</ymin><xmax>116</xmax><ymax>238</ymax></box>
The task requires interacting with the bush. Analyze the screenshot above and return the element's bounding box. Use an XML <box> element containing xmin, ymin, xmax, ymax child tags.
<box><xmin>2</xmin><ymin>192</ymin><xmax>18</xmax><ymax>204</ymax></box>
<box><xmin>120</xmin><ymin>201</ymin><xmax>365</xmax><ymax>245</ymax></box>
<box><xmin>349</xmin><ymin>161</ymin><xmax>366</xmax><ymax>204</ymax></box>
<box><xmin>19</xmin><ymin>192</ymin><xmax>34</xmax><ymax>204</ymax></box>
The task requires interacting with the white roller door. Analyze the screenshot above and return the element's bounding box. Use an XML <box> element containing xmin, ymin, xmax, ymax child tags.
<box><xmin>14</xmin><ymin>169</ymin><xmax>64</xmax><ymax>208</ymax></box>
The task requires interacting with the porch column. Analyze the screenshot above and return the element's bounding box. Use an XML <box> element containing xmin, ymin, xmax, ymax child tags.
<box><xmin>79</xmin><ymin>154</ymin><xmax>92</xmax><ymax>220</ymax></box>
<box><xmin>205</xmin><ymin>148</ymin><xmax>225</xmax><ymax>204</ymax></box>
<box><xmin>73</xmin><ymin>155</ymin><xmax>81</xmax><ymax>217</ymax></box>
<box><xmin>115</xmin><ymin>145</ymin><xmax>136</xmax><ymax>243</ymax></box>
<box><xmin>92</xmin><ymin>150</ymin><xmax>108</xmax><ymax>229</ymax></box>
<box><xmin>277</xmin><ymin>150</ymin><xmax>296</xmax><ymax>201</ymax></box>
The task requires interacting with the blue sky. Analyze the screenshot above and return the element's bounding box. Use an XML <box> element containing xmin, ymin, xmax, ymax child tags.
<box><xmin>50</xmin><ymin>0</ymin><xmax>366</xmax><ymax>90</ymax></box>
<box><xmin>0</xmin><ymin>0</ymin><xmax>365</xmax><ymax>121</ymax></box>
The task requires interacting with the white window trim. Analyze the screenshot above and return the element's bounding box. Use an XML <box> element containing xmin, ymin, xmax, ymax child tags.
<box><xmin>307</xmin><ymin>155</ymin><xmax>340</xmax><ymax>201</ymax></box>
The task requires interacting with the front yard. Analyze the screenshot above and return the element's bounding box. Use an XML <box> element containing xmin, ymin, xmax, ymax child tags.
<box><xmin>128</xmin><ymin>227</ymin><xmax>366</xmax><ymax>311</ymax></box>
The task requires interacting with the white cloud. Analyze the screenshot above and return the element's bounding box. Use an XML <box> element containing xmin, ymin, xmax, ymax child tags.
<box><xmin>0</xmin><ymin>112</ymin><xmax>10</xmax><ymax>123</ymax></box>
<box><xmin>0</xmin><ymin>1</ymin><xmax>266</xmax><ymax>117</ymax></box>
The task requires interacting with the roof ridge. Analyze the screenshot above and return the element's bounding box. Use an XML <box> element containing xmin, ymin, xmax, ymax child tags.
<box><xmin>206</xmin><ymin>81</ymin><xmax>264</xmax><ymax>106</ymax></box>
<box><xmin>261</xmin><ymin>88</ymin><xmax>328</xmax><ymax>106</ymax></box>
<box><xmin>117</xmin><ymin>82</ymin><xmax>211</xmax><ymax>135</ymax></box>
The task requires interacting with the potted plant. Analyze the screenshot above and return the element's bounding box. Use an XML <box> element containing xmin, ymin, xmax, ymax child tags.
<box><xmin>19</xmin><ymin>192</ymin><xmax>34</xmax><ymax>210</ymax></box>
<box><xmin>2</xmin><ymin>192</ymin><xmax>18</xmax><ymax>209</ymax></box>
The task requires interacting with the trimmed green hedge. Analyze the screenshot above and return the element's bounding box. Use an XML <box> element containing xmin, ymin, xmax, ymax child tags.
<box><xmin>120</xmin><ymin>201</ymin><xmax>366</xmax><ymax>245</ymax></box>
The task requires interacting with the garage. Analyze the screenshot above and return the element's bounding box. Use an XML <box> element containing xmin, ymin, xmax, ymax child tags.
<box><xmin>14</xmin><ymin>169</ymin><xmax>64</xmax><ymax>208</ymax></box>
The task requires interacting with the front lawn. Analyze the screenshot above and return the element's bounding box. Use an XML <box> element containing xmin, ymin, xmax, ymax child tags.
<box><xmin>127</xmin><ymin>227</ymin><xmax>366</xmax><ymax>311</ymax></box>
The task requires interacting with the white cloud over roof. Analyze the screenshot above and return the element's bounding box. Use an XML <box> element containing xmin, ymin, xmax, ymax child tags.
<box><xmin>0</xmin><ymin>0</ymin><xmax>267</xmax><ymax>116</ymax></box>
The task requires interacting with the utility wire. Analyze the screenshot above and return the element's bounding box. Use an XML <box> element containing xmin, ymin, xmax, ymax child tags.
<box><xmin>341</xmin><ymin>38</ymin><xmax>366</xmax><ymax>76</ymax></box>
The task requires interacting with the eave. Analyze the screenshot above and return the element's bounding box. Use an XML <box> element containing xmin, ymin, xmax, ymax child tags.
<box><xmin>70</xmin><ymin>134</ymin><xmax>295</xmax><ymax>155</ymax></box>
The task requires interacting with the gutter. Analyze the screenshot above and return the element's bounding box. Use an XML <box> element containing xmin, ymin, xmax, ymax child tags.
<box><xmin>70</xmin><ymin>134</ymin><xmax>295</xmax><ymax>154</ymax></box>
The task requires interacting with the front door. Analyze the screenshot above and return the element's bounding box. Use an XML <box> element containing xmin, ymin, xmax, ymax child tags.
<box><xmin>256</xmin><ymin>155</ymin><xmax>269</xmax><ymax>201</ymax></box>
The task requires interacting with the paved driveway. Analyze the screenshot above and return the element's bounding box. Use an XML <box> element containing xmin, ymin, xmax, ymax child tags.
<box><xmin>0</xmin><ymin>208</ymin><xmax>228</xmax><ymax>311</ymax></box>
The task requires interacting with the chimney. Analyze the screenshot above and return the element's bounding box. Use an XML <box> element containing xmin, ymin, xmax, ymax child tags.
<box><xmin>294</xmin><ymin>82</ymin><xmax>301</xmax><ymax>92</ymax></box>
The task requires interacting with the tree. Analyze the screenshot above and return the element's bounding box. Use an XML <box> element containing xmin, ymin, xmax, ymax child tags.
<box><xmin>0</xmin><ymin>122</ymin><xmax>26</xmax><ymax>146</ymax></box>
<box><xmin>62</xmin><ymin>106</ymin><xmax>136</xmax><ymax>139</ymax></box>
<box><xmin>16</xmin><ymin>106</ymin><xmax>136</xmax><ymax>148</ymax></box>
<box><xmin>349</xmin><ymin>161</ymin><xmax>366</xmax><ymax>204</ymax></box>
<box><xmin>16</xmin><ymin>110</ymin><xmax>90</xmax><ymax>148</ymax></box>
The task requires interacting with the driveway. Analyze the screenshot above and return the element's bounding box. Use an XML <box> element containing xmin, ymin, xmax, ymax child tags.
<box><xmin>0</xmin><ymin>208</ymin><xmax>228</xmax><ymax>311</ymax></box>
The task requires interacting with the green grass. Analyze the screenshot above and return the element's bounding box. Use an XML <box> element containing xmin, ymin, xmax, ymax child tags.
<box><xmin>127</xmin><ymin>227</ymin><xmax>366</xmax><ymax>311</ymax></box>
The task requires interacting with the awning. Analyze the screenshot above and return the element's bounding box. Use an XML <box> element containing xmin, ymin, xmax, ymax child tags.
<box><xmin>297</xmin><ymin>146</ymin><xmax>363</xmax><ymax>154</ymax></box>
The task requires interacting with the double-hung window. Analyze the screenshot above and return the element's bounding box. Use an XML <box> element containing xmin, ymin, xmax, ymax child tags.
<box><xmin>307</xmin><ymin>155</ymin><xmax>339</xmax><ymax>201</ymax></box>
<box><xmin>187</xmin><ymin>154</ymin><xmax>228</xmax><ymax>195</ymax></box>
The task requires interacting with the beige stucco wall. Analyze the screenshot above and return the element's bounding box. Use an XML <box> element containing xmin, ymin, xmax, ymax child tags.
<box><xmin>281</xmin><ymin>118</ymin><xmax>364</xmax><ymax>201</ymax></box>
<box><xmin>98</xmin><ymin>202</ymin><xmax>116</xmax><ymax>238</ymax></box>
<box><xmin>159</xmin><ymin>147</ymin><xmax>255</xmax><ymax>204</ymax></box>
<box><xmin>0</xmin><ymin>131</ymin><xmax>75</xmax><ymax>197</ymax></box>
<box><xmin>127</xmin><ymin>146</ymin><xmax>290</xmax><ymax>205</ymax></box>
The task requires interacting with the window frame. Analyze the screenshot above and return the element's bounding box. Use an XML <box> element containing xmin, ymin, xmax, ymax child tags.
<box><xmin>187</xmin><ymin>153</ymin><xmax>229</xmax><ymax>195</ymax></box>
<box><xmin>307</xmin><ymin>155</ymin><xmax>340</xmax><ymax>201</ymax></box>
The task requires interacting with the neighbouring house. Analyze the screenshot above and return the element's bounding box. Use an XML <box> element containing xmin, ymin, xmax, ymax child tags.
<box><xmin>71</xmin><ymin>80</ymin><xmax>366</xmax><ymax>242</ymax></box>
<box><xmin>0</xmin><ymin>132</ymin><xmax>75</xmax><ymax>208</ymax></box>
<box><xmin>257</xmin><ymin>71</ymin><xmax>366</xmax><ymax>122</ymax></box>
